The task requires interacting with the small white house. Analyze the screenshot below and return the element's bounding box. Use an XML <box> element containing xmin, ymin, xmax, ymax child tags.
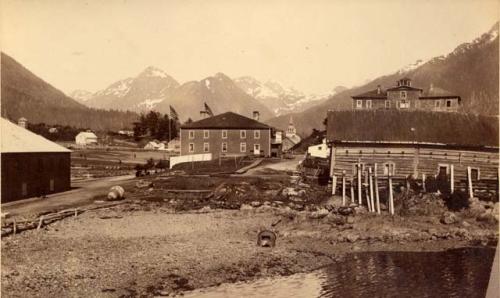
<box><xmin>144</xmin><ymin>141</ymin><xmax>160</xmax><ymax>150</ymax></box>
<box><xmin>167</xmin><ymin>138</ymin><xmax>181</xmax><ymax>152</ymax></box>
<box><xmin>307</xmin><ymin>138</ymin><xmax>330</xmax><ymax>159</ymax></box>
<box><xmin>75</xmin><ymin>131</ymin><xmax>98</xmax><ymax>146</ymax></box>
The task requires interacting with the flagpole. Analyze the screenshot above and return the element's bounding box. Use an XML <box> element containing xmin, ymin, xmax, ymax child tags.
<box><xmin>168</xmin><ymin>116</ymin><xmax>171</xmax><ymax>142</ymax></box>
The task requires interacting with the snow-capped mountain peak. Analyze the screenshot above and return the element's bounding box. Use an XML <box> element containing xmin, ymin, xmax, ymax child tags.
<box><xmin>69</xmin><ymin>89</ymin><xmax>94</xmax><ymax>102</ymax></box>
<box><xmin>139</xmin><ymin>66</ymin><xmax>170</xmax><ymax>78</ymax></box>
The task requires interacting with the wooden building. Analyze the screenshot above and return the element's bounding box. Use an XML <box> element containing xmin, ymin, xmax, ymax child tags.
<box><xmin>179</xmin><ymin>111</ymin><xmax>273</xmax><ymax>158</ymax></box>
<box><xmin>352</xmin><ymin>78</ymin><xmax>461</xmax><ymax>112</ymax></box>
<box><xmin>1</xmin><ymin>118</ymin><xmax>71</xmax><ymax>203</ymax></box>
<box><xmin>326</xmin><ymin>110</ymin><xmax>499</xmax><ymax>199</ymax></box>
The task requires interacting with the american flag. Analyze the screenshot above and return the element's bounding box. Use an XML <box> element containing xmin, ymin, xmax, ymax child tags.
<box><xmin>204</xmin><ymin>102</ymin><xmax>214</xmax><ymax>117</ymax></box>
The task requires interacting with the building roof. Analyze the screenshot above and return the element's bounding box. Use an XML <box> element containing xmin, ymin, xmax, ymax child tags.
<box><xmin>326</xmin><ymin>110</ymin><xmax>498</xmax><ymax>148</ymax></box>
<box><xmin>1</xmin><ymin>117</ymin><xmax>71</xmax><ymax>153</ymax></box>
<box><xmin>352</xmin><ymin>89</ymin><xmax>388</xmax><ymax>99</ymax></box>
<box><xmin>420</xmin><ymin>86</ymin><xmax>460</xmax><ymax>99</ymax></box>
<box><xmin>76</xmin><ymin>131</ymin><xmax>98</xmax><ymax>138</ymax></box>
<box><xmin>386</xmin><ymin>85</ymin><xmax>423</xmax><ymax>92</ymax></box>
<box><xmin>180</xmin><ymin>112</ymin><xmax>271</xmax><ymax>129</ymax></box>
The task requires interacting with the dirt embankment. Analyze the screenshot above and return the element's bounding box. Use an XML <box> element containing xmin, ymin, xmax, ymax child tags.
<box><xmin>2</xmin><ymin>173</ymin><xmax>498</xmax><ymax>297</ymax></box>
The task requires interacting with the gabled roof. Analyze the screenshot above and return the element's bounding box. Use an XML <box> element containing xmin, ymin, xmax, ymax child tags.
<box><xmin>1</xmin><ymin>117</ymin><xmax>71</xmax><ymax>153</ymax></box>
<box><xmin>352</xmin><ymin>89</ymin><xmax>388</xmax><ymax>99</ymax></box>
<box><xmin>180</xmin><ymin>112</ymin><xmax>271</xmax><ymax>129</ymax></box>
<box><xmin>76</xmin><ymin>131</ymin><xmax>98</xmax><ymax>138</ymax></box>
<box><xmin>386</xmin><ymin>85</ymin><xmax>423</xmax><ymax>92</ymax></box>
<box><xmin>326</xmin><ymin>110</ymin><xmax>498</xmax><ymax>148</ymax></box>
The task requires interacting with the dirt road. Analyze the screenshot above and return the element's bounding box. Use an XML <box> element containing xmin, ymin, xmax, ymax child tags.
<box><xmin>2</xmin><ymin>175</ymin><xmax>135</xmax><ymax>218</ymax></box>
<box><xmin>244</xmin><ymin>156</ymin><xmax>303</xmax><ymax>175</ymax></box>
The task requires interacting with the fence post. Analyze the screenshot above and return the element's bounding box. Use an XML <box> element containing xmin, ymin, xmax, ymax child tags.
<box><xmin>389</xmin><ymin>174</ymin><xmax>394</xmax><ymax>215</ymax></box>
<box><xmin>342</xmin><ymin>171</ymin><xmax>346</xmax><ymax>206</ymax></box>
<box><xmin>374</xmin><ymin>164</ymin><xmax>380</xmax><ymax>214</ymax></box>
<box><xmin>369</xmin><ymin>167</ymin><xmax>375</xmax><ymax>213</ymax></box>
<box><xmin>467</xmin><ymin>166</ymin><xmax>473</xmax><ymax>198</ymax></box>
<box><xmin>350</xmin><ymin>179</ymin><xmax>355</xmax><ymax>205</ymax></box>
<box><xmin>357</xmin><ymin>164</ymin><xmax>362</xmax><ymax>205</ymax></box>
<box><xmin>332</xmin><ymin>175</ymin><xmax>337</xmax><ymax>195</ymax></box>
<box><xmin>422</xmin><ymin>173</ymin><xmax>426</xmax><ymax>193</ymax></box>
<box><xmin>450</xmin><ymin>164</ymin><xmax>454</xmax><ymax>193</ymax></box>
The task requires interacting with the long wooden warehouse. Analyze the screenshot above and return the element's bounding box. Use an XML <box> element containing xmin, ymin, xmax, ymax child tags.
<box><xmin>1</xmin><ymin>117</ymin><xmax>71</xmax><ymax>203</ymax></box>
<box><xmin>326</xmin><ymin>110</ymin><xmax>499</xmax><ymax>199</ymax></box>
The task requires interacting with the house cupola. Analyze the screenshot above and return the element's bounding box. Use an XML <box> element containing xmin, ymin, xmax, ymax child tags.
<box><xmin>397</xmin><ymin>78</ymin><xmax>412</xmax><ymax>87</ymax></box>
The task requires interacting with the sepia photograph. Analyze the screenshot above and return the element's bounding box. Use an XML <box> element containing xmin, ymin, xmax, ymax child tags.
<box><xmin>0</xmin><ymin>0</ymin><xmax>499</xmax><ymax>297</ymax></box>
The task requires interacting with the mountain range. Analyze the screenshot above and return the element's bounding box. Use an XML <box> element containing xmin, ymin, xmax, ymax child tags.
<box><xmin>70</xmin><ymin>70</ymin><xmax>337</xmax><ymax>120</ymax></box>
<box><xmin>266</xmin><ymin>22</ymin><xmax>499</xmax><ymax>136</ymax></box>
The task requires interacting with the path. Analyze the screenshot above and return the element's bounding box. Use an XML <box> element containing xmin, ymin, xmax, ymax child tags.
<box><xmin>243</xmin><ymin>155</ymin><xmax>303</xmax><ymax>175</ymax></box>
<box><xmin>2</xmin><ymin>175</ymin><xmax>135</xmax><ymax>218</ymax></box>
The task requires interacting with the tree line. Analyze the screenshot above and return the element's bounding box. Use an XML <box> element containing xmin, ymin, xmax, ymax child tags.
<box><xmin>133</xmin><ymin>111</ymin><xmax>180</xmax><ymax>141</ymax></box>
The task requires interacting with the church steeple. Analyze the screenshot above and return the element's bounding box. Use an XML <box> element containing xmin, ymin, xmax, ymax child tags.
<box><xmin>287</xmin><ymin>116</ymin><xmax>296</xmax><ymax>135</ymax></box>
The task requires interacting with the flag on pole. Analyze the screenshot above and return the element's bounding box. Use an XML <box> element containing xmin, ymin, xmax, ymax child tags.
<box><xmin>204</xmin><ymin>102</ymin><xmax>214</xmax><ymax>117</ymax></box>
<box><xmin>169</xmin><ymin>105</ymin><xmax>179</xmax><ymax>121</ymax></box>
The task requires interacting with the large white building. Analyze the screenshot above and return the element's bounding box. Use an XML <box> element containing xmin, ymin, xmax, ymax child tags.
<box><xmin>75</xmin><ymin>131</ymin><xmax>98</xmax><ymax>146</ymax></box>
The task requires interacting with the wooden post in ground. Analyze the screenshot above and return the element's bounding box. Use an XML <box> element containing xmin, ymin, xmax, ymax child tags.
<box><xmin>369</xmin><ymin>167</ymin><xmax>375</xmax><ymax>213</ymax></box>
<box><xmin>357</xmin><ymin>164</ymin><xmax>362</xmax><ymax>205</ymax></box>
<box><xmin>350</xmin><ymin>180</ymin><xmax>355</xmax><ymax>205</ymax></box>
<box><xmin>450</xmin><ymin>165</ymin><xmax>454</xmax><ymax>193</ymax></box>
<box><xmin>13</xmin><ymin>219</ymin><xmax>16</xmax><ymax>235</ymax></box>
<box><xmin>364</xmin><ymin>170</ymin><xmax>371</xmax><ymax>211</ymax></box>
<box><xmin>467</xmin><ymin>166</ymin><xmax>474</xmax><ymax>198</ymax></box>
<box><xmin>388</xmin><ymin>174</ymin><xmax>394</xmax><ymax>215</ymax></box>
<box><xmin>37</xmin><ymin>216</ymin><xmax>44</xmax><ymax>230</ymax></box>
<box><xmin>422</xmin><ymin>173</ymin><xmax>426</xmax><ymax>193</ymax></box>
<box><xmin>342</xmin><ymin>171</ymin><xmax>346</xmax><ymax>206</ymax></box>
<box><xmin>332</xmin><ymin>175</ymin><xmax>337</xmax><ymax>195</ymax></box>
<box><xmin>374</xmin><ymin>164</ymin><xmax>380</xmax><ymax>214</ymax></box>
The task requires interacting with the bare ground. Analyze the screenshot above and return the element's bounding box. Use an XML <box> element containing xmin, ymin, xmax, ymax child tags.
<box><xmin>2</xmin><ymin>203</ymin><xmax>497</xmax><ymax>297</ymax></box>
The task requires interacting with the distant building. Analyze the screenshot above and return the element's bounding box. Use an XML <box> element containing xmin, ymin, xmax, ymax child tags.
<box><xmin>167</xmin><ymin>138</ymin><xmax>181</xmax><ymax>153</ymax></box>
<box><xmin>144</xmin><ymin>141</ymin><xmax>160</xmax><ymax>150</ymax></box>
<box><xmin>48</xmin><ymin>127</ymin><xmax>58</xmax><ymax>134</ymax></box>
<box><xmin>118</xmin><ymin>130</ymin><xmax>134</xmax><ymax>137</ymax></box>
<box><xmin>1</xmin><ymin>118</ymin><xmax>71</xmax><ymax>202</ymax></box>
<box><xmin>75</xmin><ymin>131</ymin><xmax>98</xmax><ymax>146</ymax></box>
<box><xmin>307</xmin><ymin>138</ymin><xmax>330</xmax><ymax>159</ymax></box>
<box><xmin>352</xmin><ymin>78</ymin><xmax>461</xmax><ymax>112</ymax></box>
<box><xmin>180</xmin><ymin>111</ymin><xmax>273</xmax><ymax>158</ymax></box>
<box><xmin>282</xmin><ymin>116</ymin><xmax>301</xmax><ymax>151</ymax></box>
<box><xmin>17</xmin><ymin>117</ymin><xmax>28</xmax><ymax>128</ymax></box>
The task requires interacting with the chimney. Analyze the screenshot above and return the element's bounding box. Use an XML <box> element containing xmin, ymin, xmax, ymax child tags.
<box><xmin>253</xmin><ymin>111</ymin><xmax>260</xmax><ymax>121</ymax></box>
<box><xmin>377</xmin><ymin>85</ymin><xmax>381</xmax><ymax>94</ymax></box>
<box><xmin>429</xmin><ymin>83</ymin><xmax>434</xmax><ymax>92</ymax></box>
<box><xmin>17</xmin><ymin>117</ymin><xmax>27</xmax><ymax>129</ymax></box>
<box><xmin>200</xmin><ymin>111</ymin><xmax>207</xmax><ymax>119</ymax></box>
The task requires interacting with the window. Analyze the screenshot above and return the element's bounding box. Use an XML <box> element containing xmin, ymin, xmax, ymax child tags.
<box><xmin>254</xmin><ymin>130</ymin><xmax>260</xmax><ymax>139</ymax></box>
<box><xmin>385</xmin><ymin>100</ymin><xmax>391</xmax><ymax>109</ymax></box>
<box><xmin>222</xmin><ymin>142</ymin><xmax>228</xmax><ymax>152</ymax></box>
<box><xmin>203</xmin><ymin>130</ymin><xmax>210</xmax><ymax>139</ymax></box>
<box><xmin>240</xmin><ymin>142</ymin><xmax>247</xmax><ymax>153</ymax></box>
<box><xmin>240</xmin><ymin>130</ymin><xmax>246</xmax><ymax>139</ymax></box>
<box><xmin>400</xmin><ymin>91</ymin><xmax>407</xmax><ymax>99</ymax></box>
<box><xmin>21</xmin><ymin>183</ymin><xmax>27</xmax><ymax>196</ymax></box>
<box><xmin>399</xmin><ymin>100</ymin><xmax>410</xmax><ymax>109</ymax></box>
<box><xmin>383</xmin><ymin>162</ymin><xmax>396</xmax><ymax>176</ymax></box>
<box><xmin>317</xmin><ymin>146</ymin><xmax>322</xmax><ymax>151</ymax></box>
<box><xmin>446</xmin><ymin>100</ymin><xmax>452</xmax><ymax>108</ymax></box>
<box><xmin>189</xmin><ymin>143</ymin><xmax>195</xmax><ymax>152</ymax></box>
<box><xmin>222</xmin><ymin>130</ymin><xmax>228</xmax><ymax>139</ymax></box>
<box><xmin>189</xmin><ymin>130</ymin><xmax>195</xmax><ymax>139</ymax></box>
<box><xmin>470</xmin><ymin>168</ymin><xmax>480</xmax><ymax>181</ymax></box>
<box><xmin>435</xmin><ymin>100</ymin><xmax>441</xmax><ymax>108</ymax></box>
<box><xmin>356</xmin><ymin>100</ymin><xmax>363</xmax><ymax>109</ymax></box>
<box><xmin>437</xmin><ymin>164</ymin><xmax>450</xmax><ymax>178</ymax></box>
<box><xmin>366</xmin><ymin>100</ymin><xmax>372</xmax><ymax>109</ymax></box>
<box><xmin>203</xmin><ymin>142</ymin><xmax>210</xmax><ymax>152</ymax></box>
<box><xmin>352</xmin><ymin>163</ymin><xmax>366</xmax><ymax>175</ymax></box>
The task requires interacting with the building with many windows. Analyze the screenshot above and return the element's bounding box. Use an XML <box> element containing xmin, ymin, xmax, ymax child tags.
<box><xmin>179</xmin><ymin>111</ymin><xmax>273</xmax><ymax>158</ymax></box>
<box><xmin>352</xmin><ymin>78</ymin><xmax>461</xmax><ymax>112</ymax></box>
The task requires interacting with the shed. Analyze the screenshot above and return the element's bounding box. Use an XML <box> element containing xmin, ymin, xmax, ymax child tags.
<box><xmin>75</xmin><ymin>131</ymin><xmax>98</xmax><ymax>145</ymax></box>
<box><xmin>1</xmin><ymin>117</ymin><xmax>72</xmax><ymax>202</ymax></box>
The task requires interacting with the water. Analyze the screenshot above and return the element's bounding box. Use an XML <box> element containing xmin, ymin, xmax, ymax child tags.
<box><xmin>182</xmin><ymin>247</ymin><xmax>495</xmax><ymax>298</ymax></box>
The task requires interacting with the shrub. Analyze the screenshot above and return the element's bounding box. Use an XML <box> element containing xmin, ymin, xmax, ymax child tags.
<box><xmin>444</xmin><ymin>190</ymin><xmax>470</xmax><ymax>211</ymax></box>
<box><xmin>425</xmin><ymin>175</ymin><xmax>450</xmax><ymax>194</ymax></box>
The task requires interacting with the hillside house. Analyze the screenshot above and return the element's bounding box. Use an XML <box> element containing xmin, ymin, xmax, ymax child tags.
<box><xmin>326</xmin><ymin>110</ymin><xmax>499</xmax><ymax>199</ymax></box>
<box><xmin>307</xmin><ymin>138</ymin><xmax>330</xmax><ymax>159</ymax></box>
<box><xmin>179</xmin><ymin>111</ymin><xmax>273</xmax><ymax>158</ymax></box>
<box><xmin>1</xmin><ymin>118</ymin><xmax>71</xmax><ymax>202</ymax></box>
<box><xmin>75</xmin><ymin>131</ymin><xmax>98</xmax><ymax>146</ymax></box>
<box><xmin>352</xmin><ymin>78</ymin><xmax>461</xmax><ymax>112</ymax></box>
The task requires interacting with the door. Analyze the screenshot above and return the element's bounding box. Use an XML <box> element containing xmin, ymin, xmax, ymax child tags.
<box><xmin>254</xmin><ymin>144</ymin><xmax>261</xmax><ymax>155</ymax></box>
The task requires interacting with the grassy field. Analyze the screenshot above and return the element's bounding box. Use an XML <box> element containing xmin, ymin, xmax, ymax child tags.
<box><xmin>71</xmin><ymin>148</ymin><xmax>175</xmax><ymax>165</ymax></box>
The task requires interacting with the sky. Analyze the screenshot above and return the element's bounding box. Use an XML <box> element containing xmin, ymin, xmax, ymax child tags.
<box><xmin>1</xmin><ymin>0</ymin><xmax>498</xmax><ymax>95</ymax></box>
